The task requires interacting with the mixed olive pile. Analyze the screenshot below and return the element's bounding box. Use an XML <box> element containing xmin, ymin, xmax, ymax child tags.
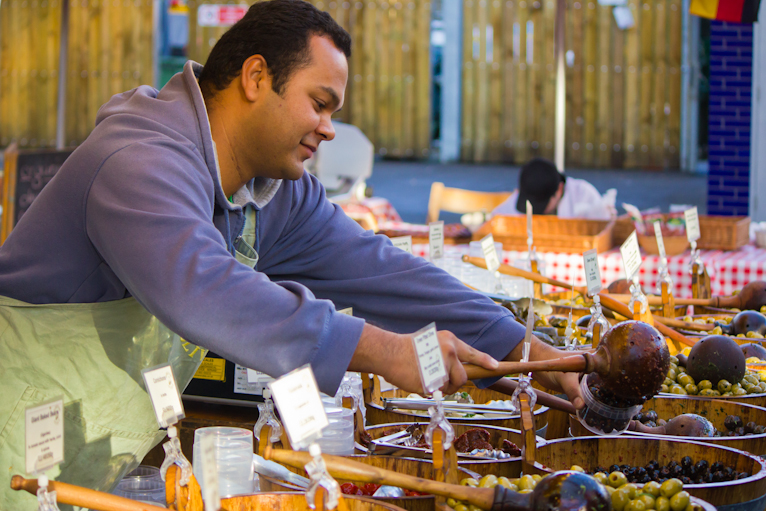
<box><xmin>587</xmin><ymin>457</ymin><xmax>748</xmax><ymax>486</ymax></box>
<box><xmin>451</xmin><ymin>468</ymin><xmax>704</xmax><ymax>511</ymax></box>
<box><xmin>661</xmin><ymin>355</ymin><xmax>766</xmax><ymax>396</ymax></box>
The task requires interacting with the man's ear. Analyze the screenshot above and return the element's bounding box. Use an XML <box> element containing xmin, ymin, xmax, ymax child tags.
<box><xmin>240</xmin><ymin>55</ymin><xmax>270</xmax><ymax>102</ymax></box>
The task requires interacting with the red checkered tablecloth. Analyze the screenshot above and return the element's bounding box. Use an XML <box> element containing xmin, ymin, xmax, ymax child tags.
<box><xmin>411</xmin><ymin>243</ymin><xmax>766</xmax><ymax>298</ymax></box>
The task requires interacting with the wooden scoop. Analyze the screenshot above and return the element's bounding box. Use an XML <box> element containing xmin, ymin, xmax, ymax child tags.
<box><xmin>10</xmin><ymin>475</ymin><xmax>165</xmax><ymax>511</ymax></box>
<box><xmin>462</xmin><ymin>255</ymin><xmax>589</xmax><ymax>295</ymax></box>
<box><xmin>488</xmin><ymin>378</ymin><xmax>577</xmax><ymax>415</ymax></box>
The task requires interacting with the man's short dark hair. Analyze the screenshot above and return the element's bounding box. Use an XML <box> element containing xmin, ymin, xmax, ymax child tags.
<box><xmin>198</xmin><ymin>0</ymin><xmax>351</xmax><ymax>98</ymax></box>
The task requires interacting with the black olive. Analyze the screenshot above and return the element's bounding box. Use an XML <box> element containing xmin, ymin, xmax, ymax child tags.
<box><xmin>746</xmin><ymin>421</ymin><xmax>757</xmax><ymax>433</ymax></box>
<box><xmin>713</xmin><ymin>471</ymin><xmax>726</xmax><ymax>482</ymax></box>
<box><xmin>681</xmin><ymin>456</ymin><xmax>692</xmax><ymax>469</ymax></box>
<box><xmin>712</xmin><ymin>461</ymin><xmax>725</xmax><ymax>472</ymax></box>
<box><xmin>725</xmin><ymin>415</ymin><xmax>743</xmax><ymax>431</ymax></box>
<box><xmin>739</xmin><ymin>472</ymin><xmax>750</xmax><ymax>479</ymax></box>
<box><xmin>634</xmin><ymin>412</ymin><xmax>644</xmax><ymax>422</ymax></box>
<box><xmin>609</xmin><ymin>464</ymin><xmax>620</xmax><ymax>473</ymax></box>
<box><xmin>672</xmin><ymin>465</ymin><xmax>684</xmax><ymax>477</ymax></box>
<box><xmin>644</xmin><ymin>410</ymin><xmax>658</xmax><ymax>422</ymax></box>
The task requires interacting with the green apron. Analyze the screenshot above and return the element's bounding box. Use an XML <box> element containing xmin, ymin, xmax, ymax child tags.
<box><xmin>0</xmin><ymin>296</ymin><xmax>206</xmax><ymax>510</ymax></box>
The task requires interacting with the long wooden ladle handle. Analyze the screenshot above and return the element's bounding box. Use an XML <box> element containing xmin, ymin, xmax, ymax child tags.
<box><xmin>597</xmin><ymin>293</ymin><xmax>697</xmax><ymax>346</ymax></box>
<box><xmin>607</xmin><ymin>294</ymin><xmax>713</xmax><ymax>307</ymax></box>
<box><xmin>488</xmin><ymin>378</ymin><xmax>577</xmax><ymax>415</ymax></box>
<box><xmin>462</xmin><ymin>255</ymin><xmax>589</xmax><ymax>295</ymax></box>
<box><xmin>10</xmin><ymin>476</ymin><xmax>164</xmax><ymax>511</ymax></box>
<box><xmin>264</xmin><ymin>446</ymin><xmax>495</xmax><ymax>510</ymax></box>
<box><xmin>463</xmin><ymin>353</ymin><xmax>590</xmax><ymax>380</ymax></box>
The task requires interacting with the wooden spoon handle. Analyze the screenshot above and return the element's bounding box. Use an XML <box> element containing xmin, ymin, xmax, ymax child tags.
<box><xmin>464</xmin><ymin>354</ymin><xmax>589</xmax><ymax>380</ymax></box>
<box><xmin>263</xmin><ymin>446</ymin><xmax>495</xmax><ymax>510</ymax></box>
<box><xmin>462</xmin><ymin>255</ymin><xmax>589</xmax><ymax>295</ymax></box>
<box><xmin>597</xmin><ymin>292</ymin><xmax>696</xmax><ymax>347</ymax></box>
<box><xmin>605</xmin><ymin>294</ymin><xmax>713</xmax><ymax>307</ymax></box>
<box><xmin>488</xmin><ymin>378</ymin><xmax>577</xmax><ymax>415</ymax></box>
<box><xmin>10</xmin><ymin>476</ymin><xmax>164</xmax><ymax>511</ymax></box>
<box><xmin>652</xmin><ymin>316</ymin><xmax>715</xmax><ymax>332</ymax></box>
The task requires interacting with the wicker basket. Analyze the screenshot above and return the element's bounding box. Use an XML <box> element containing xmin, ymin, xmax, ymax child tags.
<box><xmin>697</xmin><ymin>215</ymin><xmax>750</xmax><ymax>251</ymax></box>
<box><xmin>473</xmin><ymin>215</ymin><xmax>614</xmax><ymax>253</ymax></box>
<box><xmin>612</xmin><ymin>214</ymin><xmax>634</xmax><ymax>246</ymax></box>
<box><xmin>637</xmin><ymin>233</ymin><xmax>689</xmax><ymax>256</ymax></box>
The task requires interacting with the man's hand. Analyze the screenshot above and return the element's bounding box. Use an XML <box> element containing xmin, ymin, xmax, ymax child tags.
<box><xmin>506</xmin><ymin>336</ymin><xmax>585</xmax><ymax>409</ymax></box>
<box><xmin>349</xmin><ymin>324</ymin><xmax>499</xmax><ymax>395</ymax></box>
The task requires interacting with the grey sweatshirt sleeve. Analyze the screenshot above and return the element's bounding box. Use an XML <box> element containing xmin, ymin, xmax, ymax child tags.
<box><xmin>84</xmin><ymin>143</ymin><xmax>364</xmax><ymax>394</ymax></box>
<box><xmin>258</xmin><ymin>173</ymin><xmax>526</xmax><ymax>386</ymax></box>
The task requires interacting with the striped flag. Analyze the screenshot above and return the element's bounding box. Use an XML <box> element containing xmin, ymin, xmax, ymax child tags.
<box><xmin>690</xmin><ymin>0</ymin><xmax>761</xmax><ymax>23</ymax></box>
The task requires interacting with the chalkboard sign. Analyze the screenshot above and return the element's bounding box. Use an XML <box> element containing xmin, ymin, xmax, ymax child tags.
<box><xmin>2</xmin><ymin>143</ymin><xmax>74</xmax><ymax>243</ymax></box>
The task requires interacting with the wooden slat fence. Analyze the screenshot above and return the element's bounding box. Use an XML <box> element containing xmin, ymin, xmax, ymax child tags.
<box><xmin>187</xmin><ymin>0</ymin><xmax>432</xmax><ymax>158</ymax></box>
<box><xmin>461</xmin><ymin>0</ymin><xmax>682</xmax><ymax>168</ymax></box>
<box><xmin>0</xmin><ymin>0</ymin><xmax>154</xmax><ymax>148</ymax></box>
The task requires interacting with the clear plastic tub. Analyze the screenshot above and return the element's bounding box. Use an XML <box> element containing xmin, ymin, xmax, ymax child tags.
<box><xmin>112</xmin><ymin>465</ymin><xmax>165</xmax><ymax>505</ymax></box>
<box><xmin>576</xmin><ymin>374</ymin><xmax>642</xmax><ymax>436</ymax></box>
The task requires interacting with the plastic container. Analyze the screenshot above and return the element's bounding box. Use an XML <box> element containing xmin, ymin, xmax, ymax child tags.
<box><xmin>193</xmin><ymin>426</ymin><xmax>254</xmax><ymax>497</ymax></box>
<box><xmin>112</xmin><ymin>465</ymin><xmax>165</xmax><ymax>505</ymax></box>
<box><xmin>576</xmin><ymin>374</ymin><xmax>642</xmax><ymax>436</ymax></box>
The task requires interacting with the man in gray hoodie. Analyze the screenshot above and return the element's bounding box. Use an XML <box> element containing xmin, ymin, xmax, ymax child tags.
<box><xmin>0</xmin><ymin>1</ymin><xmax>581</xmax><ymax>504</ymax></box>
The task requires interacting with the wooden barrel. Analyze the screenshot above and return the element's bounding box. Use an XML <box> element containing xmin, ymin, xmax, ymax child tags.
<box><xmin>358</xmin><ymin>422</ymin><xmax>544</xmax><ymax>478</ymax></box>
<box><xmin>527</xmin><ymin>436</ymin><xmax>766</xmax><ymax>511</ymax></box>
<box><xmin>222</xmin><ymin>492</ymin><xmax>407</xmax><ymax>511</ymax></box>
<box><xmin>260</xmin><ymin>455</ymin><xmax>473</xmax><ymax>511</ymax></box>
<box><xmin>366</xmin><ymin>385</ymin><xmax>549</xmax><ymax>437</ymax></box>
<box><xmin>620</xmin><ymin>396</ymin><xmax>766</xmax><ymax>456</ymax></box>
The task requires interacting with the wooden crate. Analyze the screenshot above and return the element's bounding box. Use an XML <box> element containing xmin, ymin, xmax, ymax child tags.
<box><xmin>698</xmin><ymin>215</ymin><xmax>750</xmax><ymax>251</ymax></box>
<box><xmin>473</xmin><ymin>215</ymin><xmax>614</xmax><ymax>253</ymax></box>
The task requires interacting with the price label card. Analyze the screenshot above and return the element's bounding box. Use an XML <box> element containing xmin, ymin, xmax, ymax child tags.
<box><xmin>653</xmin><ymin>221</ymin><xmax>667</xmax><ymax>260</ymax></box>
<box><xmin>142</xmin><ymin>364</ymin><xmax>185</xmax><ymax>428</ymax></box>
<box><xmin>619</xmin><ymin>231</ymin><xmax>642</xmax><ymax>281</ymax></box>
<box><xmin>526</xmin><ymin>201</ymin><xmax>533</xmax><ymax>241</ymax></box>
<box><xmin>25</xmin><ymin>397</ymin><xmax>64</xmax><ymax>475</ymax></box>
<box><xmin>480</xmin><ymin>234</ymin><xmax>501</xmax><ymax>273</ymax></box>
<box><xmin>246</xmin><ymin>368</ymin><xmax>274</xmax><ymax>384</ymax></box>
<box><xmin>429</xmin><ymin>221</ymin><xmax>444</xmax><ymax>260</ymax></box>
<box><xmin>582</xmin><ymin>249</ymin><xmax>602</xmax><ymax>296</ymax></box>
<box><xmin>412</xmin><ymin>323</ymin><xmax>448</xmax><ymax>394</ymax></box>
<box><xmin>199</xmin><ymin>434</ymin><xmax>221</xmax><ymax>511</ymax></box>
<box><xmin>268</xmin><ymin>365</ymin><xmax>328</xmax><ymax>448</ymax></box>
<box><xmin>338</xmin><ymin>307</ymin><xmax>353</xmax><ymax>316</ymax></box>
<box><xmin>684</xmin><ymin>206</ymin><xmax>701</xmax><ymax>242</ymax></box>
<box><xmin>390</xmin><ymin>235</ymin><xmax>413</xmax><ymax>254</ymax></box>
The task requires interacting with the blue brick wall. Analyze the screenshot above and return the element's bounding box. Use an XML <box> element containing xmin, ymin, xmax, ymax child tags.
<box><xmin>707</xmin><ymin>21</ymin><xmax>754</xmax><ymax>216</ymax></box>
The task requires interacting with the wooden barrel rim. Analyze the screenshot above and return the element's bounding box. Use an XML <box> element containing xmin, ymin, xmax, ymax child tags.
<box><xmin>222</xmin><ymin>491</ymin><xmax>409</xmax><ymax>511</ymax></box>
<box><xmin>367</xmin><ymin>397</ymin><xmax>549</xmax><ymax>422</ymax></box>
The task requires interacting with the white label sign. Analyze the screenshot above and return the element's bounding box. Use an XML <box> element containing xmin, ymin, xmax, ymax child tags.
<box><xmin>268</xmin><ymin>365</ymin><xmax>328</xmax><ymax>448</ymax></box>
<box><xmin>653</xmin><ymin>221</ymin><xmax>667</xmax><ymax>260</ymax></box>
<box><xmin>338</xmin><ymin>307</ymin><xmax>353</xmax><ymax>316</ymax></box>
<box><xmin>582</xmin><ymin>249</ymin><xmax>602</xmax><ymax>296</ymax></box>
<box><xmin>390</xmin><ymin>235</ymin><xmax>413</xmax><ymax>254</ymax></box>
<box><xmin>684</xmin><ymin>206</ymin><xmax>701</xmax><ymax>242</ymax></box>
<box><xmin>142</xmin><ymin>364</ymin><xmax>185</xmax><ymax>428</ymax></box>
<box><xmin>412</xmin><ymin>323</ymin><xmax>448</xmax><ymax>393</ymax></box>
<box><xmin>620</xmin><ymin>231</ymin><xmax>642</xmax><ymax>281</ymax></box>
<box><xmin>200</xmin><ymin>434</ymin><xmax>221</xmax><ymax>511</ymax></box>
<box><xmin>429</xmin><ymin>221</ymin><xmax>444</xmax><ymax>260</ymax></box>
<box><xmin>25</xmin><ymin>398</ymin><xmax>64</xmax><ymax>474</ymax></box>
<box><xmin>526</xmin><ymin>200</ymin><xmax>533</xmax><ymax>242</ymax></box>
<box><xmin>480</xmin><ymin>234</ymin><xmax>501</xmax><ymax>273</ymax></box>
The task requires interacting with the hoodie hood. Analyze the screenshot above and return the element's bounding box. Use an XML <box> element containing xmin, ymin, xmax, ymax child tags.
<box><xmin>95</xmin><ymin>60</ymin><xmax>281</xmax><ymax>211</ymax></box>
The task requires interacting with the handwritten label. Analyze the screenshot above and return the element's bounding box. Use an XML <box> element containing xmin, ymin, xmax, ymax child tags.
<box><xmin>268</xmin><ymin>365</ymin><xmax>328</xmax><ymax>447</ymax></box>
<box><xmin>412</xmin><ymin>323</ymin><xmax>448</xmax><ymax>393</ymax></box>
<box><xmin>620</xmin><ymin>231</ymin><xmax>642</xmax><ymax>281</ymax></box>
<box><xmin>583</xmin><ymin>249</ymin><xmax>602</xmax><ymax>296</ymax></box>
<box><xmin>480</xmin><ymin>234</ymin><xmax>501</xmax><ymax>273</ymax></box>
<box><xmin>199</xmin><ymin>434</ymin><xmax>221</xmax><ymax>511</ymax></box>
<box><xmin>142</xmin><ymin>364</ymin><xmax>185</xmax><ymax>428</ymax></box>
<box><xmin>429</xmin><ymin>221</ymin><xmax>444</xmax><ymax>260</ymax></box>
<box><xmin>684</xmin><ymin>207</ymin><xmax>701</xmax><ymax>242</ymax></box>
<box><xmin>653</xmin><ymin>221</ymin><xmax>667</xmax><ymax>260</ymax></box>
<box><xmin>25</xmin><ymin>398</ymin><xmax>64</xmax><ymax>474</ymax></box>
<box><xmin>390</xmin><ymin>235</ymin><xmax>413</xmax><ymax>254</ymax></box>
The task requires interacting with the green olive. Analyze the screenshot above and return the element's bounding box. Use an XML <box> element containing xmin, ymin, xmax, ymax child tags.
<box><xmin>518</xmin><ymin>474</ymin><xmax>536</xmax><ymax>490</ymax></box>
<box><xmin>660</xmin><ymin>478</ymin><xmax>684</xmax><ymax>498</ymax></box>
<box><xmin>685</xmin><ymin>383</ymin><xmax>699</xmax><ymax>395</ymax></box>
<box><xmin>609</xmin><ymin>471</ymin><xmax>628</xmax><ymax>488</ymax></box>
<box><xmin>478</xmin><ymin>474</ymin><xmax>498</xmax><ymax>488</ymax></box>
<box><xmin>622</xmin><ymin>483</ymin><xmax>640</xmax><ymax>500</ymax></box>
<box><xmin>748</xmin><ymin>385</ymin><xmax>762</xmax><ymax>394</ymax></box>
<box><xmin>531</xmin><ymin>474</ymin><xmax>542</xmax><ymax>483</ymax></box>
<box><xmin>670</xmin><ymin>356</ymin><xmax>679</xmax><ymax>365</ymax></box>
<box><xmin>447</xmin><ymin>498</ymin><xmax>458</xmax><ymax>508</ymax></box>
<box><xmin>468</xmin><ymin>505</ymin><xmax>483</xmax><ymax>511</ymax></box>
<box><xmin>637</xmin><ymin>493</ymin><xmax>656</xmax><ymax>509</ymax></box>
<box><xmin>593</xmin><ymin>472</ymin><xmax>609</xmax><ymax>485</ymax></box>
<box><xmin>685</xmin><ymin>503</ymin><xmax>703</xmax><ymax>511</ymax></box>
<box><xmin>759</xmin><ymin>382</ymin><xmax>766</xmax><ymax>393</ymax></box>
<box><xmin>734</xmin><ymin>387</ymin><xmax>749</xmax><ymax>396</ymax></box>
<box><xmin>718</xmin><ymin>380</ymin><xmax>732</xmax><ymax>393</ymax></box>
<box><xmin>497</xmin><ymin>477</ymin><xmax>517</xmax><ymax>491</ymax></box>
<box><xmin>611</xmin><ymin>489</ymin><xmax>630</xmax><ymax>511</ymax></box>
<box><xmin>655</xmin><ymin>496</ymin><xmax>671</xmax><ymax>511</ymax></box>
<box><xmin>678</xmin><ymin>374</ymin><xmax>694</xmax><ymax>386</ymax></box>
<box><xmin>698</xmin><ymin>388</ymin><xmax>717</xmax><ymax>396</ymax></box>
<box><xmin>642</xmin><ymin>481</ymin><xmax>661</xmax><ymax>497</ymax></box>
<box><xmin>667</xmin><ymin>369</ymin><xmax>678</xmax><ymax>381</ymax></box>
<box><xmin>745</xmin><ymin>375</ymin><xmax>759</xmax><ymax>386</ymax></box>
<box><xmin>453</xmin><ymin>505</ymin><xmax>469</xmax><ymax>511</ymax></box>
<box><xmin>697</xmin><ymin>380</ymin><xmax>713</xmax><ymax>390</ymax></box>
<box><xmin>570</xmin><ymin>464</ymin><xmax>586</xmax><ymax>472</ymax></box>
<box><xmin>460</xmin><ymin>478</ymin><xmax>478</xmax><ymax>487</ymax></box>
<box><xmin>604</xmin><ymin>486</ymin><xmax>616</xmax><ymax>496</ymax></box>
<box><xmin>710</xmin><ymin>389</ymin><xmax>721</xmax><ymax>396</ymax></box>
<box><xmin>664</xmin><ymin>378</ymin><xmax>675</xmax><ymax>387</ymax></box>
<box><xmin>626</xmin><ymin>499</ymin><xmax>647</xmax><ymax>511</ymax></box>
<box><xmin>661</xmin><ymin>384</ymin><xmax>669</xmax><ymax>393</ymax></box>
<box><xmin>518</xmin><ymin>489</ymin><xmax>533</xmax><ymax>494</ymax></box>
<box><xmin>723</xmin><ymin>391</ymin><xmax>734</xmax><ymax>396</ymax></box>
<box><xmin>670</xmin><ymin>385</ymin><xmax>687</xmax><ymax>395</ymax></box>
<box><xmin>669</xmin><ymin>490</ymin><xmax>691</xmax><ymax>511</ymax></box>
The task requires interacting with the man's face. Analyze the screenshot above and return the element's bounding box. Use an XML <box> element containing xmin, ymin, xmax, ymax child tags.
<box><xmin>543</xmin><ymin>182</ymin><xmax>565</xmax><ymax>214</ymax></box>
<box><xmin>244</xmin><ymin>35</ymin><xmax>348</xmax><ymax>181</ymax></box>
